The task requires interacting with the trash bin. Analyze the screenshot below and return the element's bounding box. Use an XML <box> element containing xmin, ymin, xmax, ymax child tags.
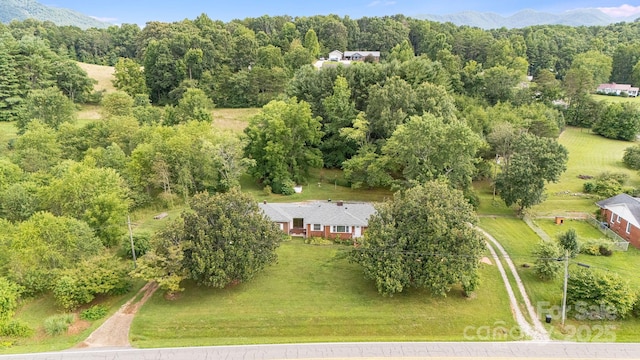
<box><xmin>545</xmin><ymin>315</ymin><xmax>552</xmax><ymax>324</ymax></box>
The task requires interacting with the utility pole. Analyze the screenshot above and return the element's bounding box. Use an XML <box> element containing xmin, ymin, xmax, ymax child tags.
<box><xmin>561</xmin><ymin>249</ymin><xmax>569</xmax><ymax>326</ymax></box>
<box><xmin>127</xmin><ymin>215</ymin><xmax>137</xmax><ymax>269</ymax></box>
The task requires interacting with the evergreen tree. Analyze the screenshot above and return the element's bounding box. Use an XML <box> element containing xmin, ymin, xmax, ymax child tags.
<box><xmin>0</xmin><ymin>44</ymin><xmax>23</xmax><ymax>122</ymax></box>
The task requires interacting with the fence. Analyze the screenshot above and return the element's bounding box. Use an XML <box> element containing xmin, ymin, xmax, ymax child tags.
<box><xmin>523</xmin><ymin>215</ymin><xmax>630</xmax><ymax>251</ymax></box>
<box><xmin>585</xmin><ymin>216</ymin><xmax>630</xmax><ymax>251</ymax></box>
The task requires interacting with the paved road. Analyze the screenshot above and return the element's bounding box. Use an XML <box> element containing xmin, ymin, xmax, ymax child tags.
<box><xmin>2</xmin><ymin>342</ymin><xmax>640</xmax><ymax>359</ymax></box>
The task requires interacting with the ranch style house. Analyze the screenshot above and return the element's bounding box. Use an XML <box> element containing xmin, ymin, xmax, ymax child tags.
<box><xmin>596</xmin><ymin>83</ymin><xmax>639</xmax><ymax>97</ymax></box>
<box><xmin>259</xmin><ymin>200</ymin><xmax>376</xmax><ymax>240</ymax></box>
<box><xmin>596</xmin><ymin>193</ymin><xmax>640</xmax><ymax>249</ymax></box>
<box><xmin>328</xmin><ymin>50</ymin><xmax>381</xmax><ymax>62</ymax></box>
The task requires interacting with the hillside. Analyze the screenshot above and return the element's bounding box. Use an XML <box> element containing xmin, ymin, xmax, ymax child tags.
<box><xmin>418</xmin><ymin>8</ymin><xmax>637</xmax><ymax>29</ymax></box>
<box><xmin>0</xmin><ymin>0</ymin><xmax>108</xmax><ymax>29</ymax></box>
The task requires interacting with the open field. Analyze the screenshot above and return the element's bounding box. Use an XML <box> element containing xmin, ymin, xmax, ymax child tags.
<box><xmin>212</xmin><ymin>108</ymin><xmax>259</xmax><ymax>133</ymax></box>
<box><xmin>531</xmin><ymin>126</ymin><xmax>639</xmax><ymax>215</ymax></box>
<box><xmin>592</xmin><ymin>94</ymin><xmax>640</xmax><ymax>103</ymax></box>
<box><xmin>131</xmin><ymin>238</ymin><xmax>516</xmax><ymax>347</ymax></box>
<box><xmin>77</xmin><ymin>62</ymin><xmax>116</xmax><ymax>93</ymax></box>
<box><xmin>479</xmin><ymin>216</ymin><xmax>640</xmax><ymax>341</ymax></box>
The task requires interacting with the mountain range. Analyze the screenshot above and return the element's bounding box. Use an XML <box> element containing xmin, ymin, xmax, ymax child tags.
<box><xmin>1</xmin><ymin>0</ymin><xmax>639</xmax><ymax>30</ymax></box>
<box><xmin>417</xmin><ymin>8</ymin><xmax>638</xmax><ymax>29</ymax></box>
<box><xmin>0</xmin><ymin>0</ymin><xmax>108</xmax><ymax>29</ymax></box>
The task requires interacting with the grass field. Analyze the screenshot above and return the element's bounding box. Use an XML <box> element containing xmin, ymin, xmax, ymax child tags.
<box><xmin>212</xmin><ymin>108</ymin><xmax>259</xmax><ymax>133</ymax></box>
<box><xmin>531</xmin><ymin>126</ymin><xmax>639</xmax><ymax>215</ymax></box>
<box><xmin>131</xmin><ymin>239</ymin><xmax>517</xmax><ymax>347</ymax></box>
<box><xmin>592</xmin><ymin>94</ymin><xmax>640</xmax><ymax>103</ymax></box>
<box><xmin>77</xmin><ymin>62</ymin><xmax>115</xmax><ymax>93</ymax></box>
<box><xmin>479</xmin><ymin>216</ymin><xmax>640</xmax><ymax>341</ymax></box>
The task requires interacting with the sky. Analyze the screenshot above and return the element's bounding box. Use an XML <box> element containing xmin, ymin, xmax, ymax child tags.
<box><xmin>44</xmin><ymin>1</ymin><xmax>640</xmax><ymax>26</ymax></box>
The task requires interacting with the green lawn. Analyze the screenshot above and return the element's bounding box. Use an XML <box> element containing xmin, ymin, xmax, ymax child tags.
<box><xmin>532</xmin><ymin>126</ymin><xmax>640</xmax><ymax>215</ymax></box>
<box><xmin>479</xmin><ymin>216</ymin><xmax>640</xmax><ymax>341</ymax></box>
<box><xmin>240</xmin><ymin>168</ymin><xmax>393</xmax><ymax>203</ymax></box>
<box><xmin>131</xmin><ymin>239</ymin><xmax>517</xmax><ymax>347</ymax></box>
<box><xmin>592</xmin><ymin>94</ymin><xmax>640</xmax><ymax>103</ymax></box>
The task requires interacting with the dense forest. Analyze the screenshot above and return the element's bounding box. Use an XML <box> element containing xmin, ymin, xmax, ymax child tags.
<box><xmin>2</xmin><ymin>13</ymin><xmax>640</xmax><ymax>318</ymax></box>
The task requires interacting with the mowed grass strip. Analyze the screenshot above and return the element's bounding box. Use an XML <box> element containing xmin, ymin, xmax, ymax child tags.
<box><xmin>130</xmin><ymin>239</ymin><xmax>516</xmax><ymax>347</ymax></box>
<box><xmin>533</xmin><ymin>126</ymin><xmax>639</xmax><ymax>215</ymax></box>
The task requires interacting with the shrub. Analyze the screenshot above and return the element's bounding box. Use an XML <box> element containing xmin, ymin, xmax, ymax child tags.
<box><xmin>43</xmin><ymin>314</ymin><xmax>75</xmax><ymax>336</ymax></box>
<box><xmin>633</xmin><ymin>295</ymin><xmax>640</xmax><ymax>318</ymax></box>
<box><xmin>304</xmin><ymin>237</ymin><xmax>333</xmax><ymax>245</ymax></box>
<box><xmin>120</xmin><ymin>231</ymin><xmax>151</xmax><ymax>259</ymax></box>
<box><xmin>583</xmin><ymin>172</ymin><xmax>629</xmax><ymax>197</ymax></box>
<box><xmin>580</xmin><ymin>239</ymin><xmax>614</xmax><ymax>256</ymax></box>
<box><xmin>557</xmin><ymin>228</ymin><xmax>579</xmax><ymax>258</ymax></box>
<box><xmin>0</xmin><ymin>277</ymin><xmax>23</xmax><ymax>321</ymax></box>
<box><xmin>567</xmin><ymin>268</ymin><xmax>636</xmax><ymax>320</ymax></box>
<box><xmin>623</xmin><ymin>145</ymin><xmax>640</xmax><ymax>170</ymax></box>
<box><xmin>80</xmin><ymin>305</ymin><xmax>108</xmax><ymax>321</ymax></box>
<box><xmin>271</xmin><ymin>178</ymin><xmax>296</xmax><ymax>195</ymax></box>
<box><xmin>0</xmin><ymin>320</ymin><xmax>32</xmax><ymax>337</ymax></box>
<box><xmin>533</xmin><ymin>240</ymin><xmax>563</xmax><ymax>281</ymax></box>
<box><xmin>52</xmin><ymin>256</ymin><xmax>132</xmax><ymax>310</ymax></box>
<box><xmin>582</xmin><ymin>181</ymin><xmax>596</xmax><ymax>194</ymax></box>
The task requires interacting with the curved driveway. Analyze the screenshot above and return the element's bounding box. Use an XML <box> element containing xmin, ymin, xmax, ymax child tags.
<box><xmin>1</xmin><ymin>342</ymin><xmax>640</xmax><ymax>360</ymax></box>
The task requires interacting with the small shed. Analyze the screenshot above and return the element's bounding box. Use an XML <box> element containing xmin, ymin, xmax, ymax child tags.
<box><xmin>555</xmin><ymin>216</ymin><xmax>565</xmax><ymax>225</ymax></box>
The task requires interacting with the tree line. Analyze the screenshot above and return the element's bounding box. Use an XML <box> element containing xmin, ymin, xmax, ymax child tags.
<box><xmin>4</xmin><ymin>12</ymin><xmax>640</xmax><ymax>318</ymax></box>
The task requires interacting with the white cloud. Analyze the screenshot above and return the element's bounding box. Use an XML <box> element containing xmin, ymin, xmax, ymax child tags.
<box><xmin>597</xmin><ymin>4</ymin><xmax>640</xmax><ymax>18</ymax></box>
<box><xmin>90</xmin><ymin>16</ymin><xmax>118</xmax><ymax>23</ymax></box>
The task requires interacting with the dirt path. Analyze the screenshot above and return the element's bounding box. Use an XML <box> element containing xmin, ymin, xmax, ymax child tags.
<box><xmin>478</xmin><ymin>227</ymin><xmax>550</xmax><ymax>341</ymax></box>
<box><xmin>75</xmin><ymin>282</ymin><xmax>158</xmax><ymax>348</ymax></box>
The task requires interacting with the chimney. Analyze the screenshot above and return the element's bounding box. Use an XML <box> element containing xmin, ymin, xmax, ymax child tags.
<box><xmin>337</xmin><ymin>200</ymin><xmax>344</xmax><ymax>206</ymax></box>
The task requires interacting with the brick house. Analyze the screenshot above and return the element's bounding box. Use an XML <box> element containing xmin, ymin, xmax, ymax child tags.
<box><xmin>595</xmin><ymin>193</ymin><xmax>640</xmax><ymax>249</ymax></box>
<box><xmin>258</xmin><ymin>201</ymin><xmax>376</xmax><ymax>240</ymax></box>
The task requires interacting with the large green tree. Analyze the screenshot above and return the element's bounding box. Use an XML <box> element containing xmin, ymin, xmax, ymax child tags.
<box><xmin>113</xmin><ymin>57</ymin><xmax>148</xmax><ymax>97</ymax></box>
<box><xmin>244</xmin><ymin>98</ymin><xmax>323</xmax><ymax>194</ymax></box>
<box><xmin>43</xmin><ymin>160</ymin><xmax>129</xmax><ymax>247</ymax></box>
<box><xmin>351</xmin><ymin>182</ymin><xmax>485</xmax><ymax>296</ymax></box>
<box><xmin>593</xmin><ymin>102</ymin><xmax>640</xmax><ymax>141</ymax></box>
<box><xmin>0</xmin><ymin>42</ymin><xmax>23</xmax><ymax>122</ymax></box>
<box><xmin>381</xmin><ymin>114</ymin><xmax>482</xmax><ymax>189</ymax></box>
<box><xmin>16</xmin><ymin>87</ymin><xmax>75</xmax><ymax>133</ymax></box>
<box><xmin>7</xmin><ymin>212</ymin><xmax>103</xmax><ymax>294</ymax></box>
<box><xmin>495</xmin><ymin>133</ymin><xmax>568</xmax><ymax>214</ymax></box>
<box><xmin>134</xmin><ymin>190</ymin><xmax>282</xmax><ymax>293</ymax></box>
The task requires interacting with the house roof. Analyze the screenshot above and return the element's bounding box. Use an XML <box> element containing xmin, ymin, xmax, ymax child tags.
<box><xmin>344</xmin><ymin>51</ymin><xmax>380</xmax><ymax>57</ymax></box>
<box><xmin>596</xmin><ymin>193</ymin><xmax>640</xmax><ymax>227</ymax></box>
<box><xmin>597</xmin><ymin>83</ymin><xmax>639</xmax><ymax>92</ymax></box>
<box><xmin>258</xmin><ymin>201</ymin><xmax>376</xmax><ymax>226</ymax></box>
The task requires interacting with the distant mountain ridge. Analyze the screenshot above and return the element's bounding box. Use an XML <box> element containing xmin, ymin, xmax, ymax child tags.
<box><xmin>417</xmin><ymin>8</ymin><xmax>638</xmax><ymax>29</ymax></box>
<box><xmin>0</xmin><ymin>0</ymin><xmax>109</xmax><ymax>29</ymax></box>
